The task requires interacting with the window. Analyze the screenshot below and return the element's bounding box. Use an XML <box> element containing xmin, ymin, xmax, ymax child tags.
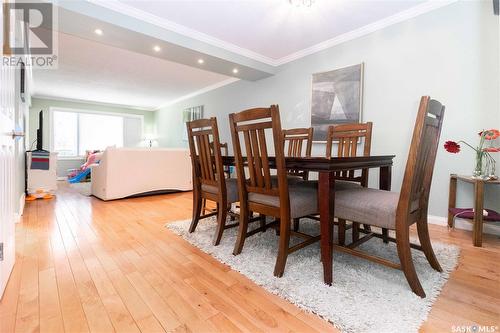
<box><xmin>51</xmin><ymin>109</ymin><xmax>142</xmax><ymax>157</ymax></box>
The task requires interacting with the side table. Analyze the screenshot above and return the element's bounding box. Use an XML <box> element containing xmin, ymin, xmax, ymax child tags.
<box><xmin>447</xmin><ymin>174</ymin><xmax>500</xmax><ymax>247</ymax></box>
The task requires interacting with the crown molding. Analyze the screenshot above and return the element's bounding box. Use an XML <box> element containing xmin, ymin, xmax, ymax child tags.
<box><xmin>87</xmin><ymin>0</ymin><xmax>277</xmax><ymax>66</ymax></box>
<box><xmin>274</xmin><ymin>0</ymin><xmax>459</xmax><ymax>65</ymax></box>
<box><xmin>88</xmin><ymin>0</ymin><xmax>458</xmax><ymax>68</ymax></box>
<box><xmin>155</xmin><ymin>77</ymin><xmax>239</xmax><ymax>110</ymax></box>
<box><xmin>32</xmin><ymin>94</ymin><xmax>157</xmax><ymax>111</ymax></box>
<box><xmin>33</xmin><ymin>79</ymin><xmax>240</xmax><ymax>112</ymax></box>
<box><xmin>275</xmin><ymin>0</ymin><xmax>458</xmax><ymax>66</ymax></box>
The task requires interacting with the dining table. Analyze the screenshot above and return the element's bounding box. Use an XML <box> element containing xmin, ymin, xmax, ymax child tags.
<box><xmin>222</xmin><ymin>154</ymin><xmax>396</xmax><ymax>285</ymax></box>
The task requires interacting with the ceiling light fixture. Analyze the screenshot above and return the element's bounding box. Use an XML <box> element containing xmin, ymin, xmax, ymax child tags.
<box><xmin>153</xmin><ymin>45</ymin><xmax>161</xmax><ymax>52</ymax></box>
<box><xmin>232</xmin><ymin>68</ymin><xmax>239</xmax><ymax>74</ymax></box>
<box><xmin>197</xmin><ymin>58</ymin><xmax>204</xmax><ymax>64</ymax></box>
<box><xmin>289</xmin><ymin>0</ymin><xmax>315</xmax><ymax>7</ymax></box>
<box><xmin>94</xmin><ymin>28</ymin><xmax>103</xmax><ymax>35</ymax></box>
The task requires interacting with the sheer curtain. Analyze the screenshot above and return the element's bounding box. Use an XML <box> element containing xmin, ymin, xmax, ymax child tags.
<box><xmin>52</xmin><ymin>109</ymin><xmax>144</xmax><ymax>157</ymax></box>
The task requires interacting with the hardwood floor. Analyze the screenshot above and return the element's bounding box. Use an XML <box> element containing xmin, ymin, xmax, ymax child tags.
<box><xmin>1</xmin><ymin>183</ymin><xmax>499</xmax><ymax>333</ymax></box>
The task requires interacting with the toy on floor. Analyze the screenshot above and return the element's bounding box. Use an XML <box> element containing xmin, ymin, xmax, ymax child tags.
<box><xmin>68</xmin><ymin>168</ymin><xmax>92</xmax><ymax>184</ymax></box>
<box><xmin>26</xmin><ymin>189</ymin><xmax>54</xmax><ymax>201</ymax></box>
<box><xmin>67</xmin><ymin>150</ymin><xmax>102</xmax><ymax>183</ymax></box>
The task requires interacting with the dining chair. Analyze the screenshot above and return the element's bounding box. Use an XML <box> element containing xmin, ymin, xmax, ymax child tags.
<box><xmin>201</xmin><ymin>141</ymin><xmax>230</xmax><ymax>215</ymax></box>
<box><xmin>186</xmin><ymin>117</ymin><xmax>239</xmax><ymax>246</ymax></box>
<box><xmin>333</xmin><ymin>96</ymin><xmax>445</xmax><ymax>297</ymax></box>
<box><xmin>283</xmin><ymin>127</ymin><xmax>313</xmax><ymax>181</ymax></box>
<box><xmin>282</xmin><ymin>127</ymin><xmax>314</xmax><ymax>232</ymax></box>
<box><xmin>326</xmin><ymin>122</ymin><xmax>376</xmax><ymax>244</ymax></box>
<box><xmin>229</xmin><ymin>105</ymin><xmax>320</xmax><ymax>277</ymax></box>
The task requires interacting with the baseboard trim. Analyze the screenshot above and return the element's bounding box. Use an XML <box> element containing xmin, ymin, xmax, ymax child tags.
<box><xmin>428</xmin><ymin>214</ymin><xmax>500</xmax><ymax>236</ymax></box>
<box><xmin>14</xmin><ymin>193</ymin><xmax>26</xmax><ymax>223</ymax></box>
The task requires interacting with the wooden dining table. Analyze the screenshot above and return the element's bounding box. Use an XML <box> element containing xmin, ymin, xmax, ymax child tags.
<box><xmin>222</xmin><ymin>155</ymin><xmax>396</xmax><ymax>285</ymax></box>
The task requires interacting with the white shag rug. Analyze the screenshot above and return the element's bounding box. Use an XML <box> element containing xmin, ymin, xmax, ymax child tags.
<box><xmin>166</xmin><ymin>217</ymin><xmax>459</xmax><ymax>333</ymax></box>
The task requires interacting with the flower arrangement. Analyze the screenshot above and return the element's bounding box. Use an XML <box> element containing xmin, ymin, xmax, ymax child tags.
<box><xmin>444</xmin><ymin>129</ymin><xmax>499</xmax><ymax>180</ymax></box>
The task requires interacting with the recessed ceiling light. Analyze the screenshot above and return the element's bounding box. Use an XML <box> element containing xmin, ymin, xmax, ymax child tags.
<box><xmin>94</xmin><ymin>28</ymin><xmax>103</xmax><ymax>36</ymax></box>
<box><xmin>232</xmin><ymin>68</ymin><xmax>239</xmax><ymax>74</ymax></box>
<box><xmin>197</xmin><ymin>58</ymin><xmax>204</xmax><ymax>64</ymax></box>
<box><xmin>153</xmin><ymin>45</ymin><xmax>161</xmax><ymax>52</ymax></box>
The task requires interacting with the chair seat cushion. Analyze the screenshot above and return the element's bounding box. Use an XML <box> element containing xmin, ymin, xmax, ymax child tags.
<box><xmin>201</xmin><ymin>178</ymin><xmax>239</xmax><ymax>203</ymax></box>
<box><xmin>248</xmin><ymin>182</ymin><xmax>318</xmax><ymax>218</ymax></box>
<box><xmin>334</xmin><ymin>188</ymin><xmax>400</xmax><ymax>229</ymax></box>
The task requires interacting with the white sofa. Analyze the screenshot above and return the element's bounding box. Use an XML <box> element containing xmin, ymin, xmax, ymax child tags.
<box><xmin>91</xmin><ymin>148</ymin><xmax>192</xmax><ymax>201</ymax></box>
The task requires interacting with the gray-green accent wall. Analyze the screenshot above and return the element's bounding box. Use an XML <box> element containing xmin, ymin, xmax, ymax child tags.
<box><xmin>155</xmin><ymin>1</ymin><xmax>500</xmax><ymax>220</ymax></box>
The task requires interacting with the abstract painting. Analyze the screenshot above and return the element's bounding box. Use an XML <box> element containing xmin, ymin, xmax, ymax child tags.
<box><xmin>311</xmin><ymin>63</ymin><xmax>364</xmax><ymax>142</ymax></box>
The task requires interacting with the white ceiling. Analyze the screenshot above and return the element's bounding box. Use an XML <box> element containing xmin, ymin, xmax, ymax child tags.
<box><xmin>118</xmin><ymin>0</ymin><xmax>425</xmax><ymax>60</ymax></box>
<box><xmin>33</xmin><ymin>32</ymin><xmax>231</xmax><ymax>110</ymax></box>
<box><xmin>34</xmin><ymin>0</ymin><xmax>444</xmax><ymax>110</ymax></box>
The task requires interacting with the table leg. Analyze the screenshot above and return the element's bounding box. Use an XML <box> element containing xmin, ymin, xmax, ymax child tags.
<box><xmin>318</xmin><ymin>171</ymin><xmax>335</xmax><ymax>285</ymax></box>
<box><xmin>447</xmin><ymin>176</ymin><xmax>457</xmax><ymax>228</ymax></box>
<box><xmin>473</xmin><ymin>181</ymin><xmax>484</xmax><ymax>247</ymax></box>
<box><xmin>379</xmin><ymin>166</ymin><xmax>392</xmax><ymax>191</ymax></box>
<box><xmin>379</xmin><ymin>165</ymin><xmax>392</xmax><ymax>242</ymax></box>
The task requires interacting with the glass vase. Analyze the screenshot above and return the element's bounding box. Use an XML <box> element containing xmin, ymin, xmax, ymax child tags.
<box><xmin>472</xmin><ymin>151</ymin><xmax>485</xmax><ymax>179</ymax></box>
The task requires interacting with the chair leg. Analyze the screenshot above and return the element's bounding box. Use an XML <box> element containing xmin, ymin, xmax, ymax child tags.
<box><xmin>274</xmin><ymin>216</ymin><xmax>291</xmax><ymax>277</ymax></box>
<box><xmin>213</xmin><ymin>202</ymin><xmax>228</xmax><ymax>246</ymax></box>
<box><xmin>338</xmin><ymin>219</ymin><xmax>346</xmax><ymax>246</ymax></box>
<box><xmin>352</xmin><ymin>222</ymin><xmax>360</xmax><ymax>242</ymax></box>
<box><xmin>275</xmin><ymin>218</ymin><xmax>280</xmax><ymax>236</ymax></box>
<box><xmin>233</xmin><ymin>205</ymin><xmax>250</xmax><ymax>255</ymax></box>
<box><xmin>293</xmin><ymin>218</ymin><xmax>300</xmax><ymax>232</ymax></box>
<box><xmin>189</xmin><ymin>190</ymin><xmax>202</xmax><ymax>233</ymax></box>
<box><xmin>416</xmin><ymin>216</ymin><xmax>442</xmax><ymax>272</ymax></box>
<box><xmin>201</xmin><ymin>198</ymin><xmax>207</xmax><ymax>214</ymax></box>
<box><xmin>396</xmin><ymin>226</ymin><xmax>426</xmax><ymax>297</ymax></box>
<box><xmin>260</xmin><ymin>214</ymin><xmax>267</xmax><ymax>232</ymax></box>
<box><xmin>382</xmin><ymin>228</ymin><xmax>389</xmax><ymax>243</ymax></box>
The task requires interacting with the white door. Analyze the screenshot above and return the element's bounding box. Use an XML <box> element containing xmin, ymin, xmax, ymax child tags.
<box><xmin>0</xmin><ymin>5</ymin><xmax>17</xmax><ymax>299</ymax></box>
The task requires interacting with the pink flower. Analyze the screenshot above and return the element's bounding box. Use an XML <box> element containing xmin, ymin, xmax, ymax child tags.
<box><xmin>478</xmin><ymin>129</ymin><xmax>500</xmax><ymax>140</ymax></box>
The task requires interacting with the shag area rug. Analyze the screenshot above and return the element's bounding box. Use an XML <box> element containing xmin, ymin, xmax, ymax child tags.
<box><xmin>166</xmin><ymin>217</ymin><xmax>459</xmax><ymax>333</ymax></box>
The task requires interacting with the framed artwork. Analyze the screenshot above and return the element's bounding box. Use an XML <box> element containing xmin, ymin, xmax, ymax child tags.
<box><xmin>182</xmin><ymin>105</ymin><xmax>204</xmax><ymax>141</ymax></box>
<box><xmin>310</xmin><ymin>63</ymin><xmax>364</xmax><ymax>142</ymax></box>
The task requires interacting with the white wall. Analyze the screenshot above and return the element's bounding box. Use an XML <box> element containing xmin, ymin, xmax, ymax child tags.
<box><xmin>156</xmin><ymin>1</ymin><xmax>500</xmax><ymax>219</ymax></box>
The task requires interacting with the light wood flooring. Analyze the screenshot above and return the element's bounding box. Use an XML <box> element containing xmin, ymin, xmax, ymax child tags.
<box><xmin>1</xmin><ymin>183</ymin><xmax>499</xmax><ymax>332</ymax></box>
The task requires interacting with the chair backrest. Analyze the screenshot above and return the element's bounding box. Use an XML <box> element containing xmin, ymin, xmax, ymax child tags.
<box><xmin>186</xmin><ymin>117</ymin><xmax>226</xmax><ymax>197</ymax></box>
<box><xmin>283</xmin><ymin>128</ymin><xmax>313</xmax><ymax>157</ymax></box>
<box><xmin>325</xmin><ymin>122</ymin><xmax>373</xmax><ymax>186</ymax></box>
<box><xmin>229</xmin><ymin>105</ymin><xmax>289</xmax><ymax>211</ymax></box>
<box><xmin>397</xmin><ymin>96</ymin><xmax>445</xmax><ymax>224</ymax></box>
<box><xmin>283</xmin><ymin>127</ymin><xmax>313</xmax><ymax>180</ymax></box>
